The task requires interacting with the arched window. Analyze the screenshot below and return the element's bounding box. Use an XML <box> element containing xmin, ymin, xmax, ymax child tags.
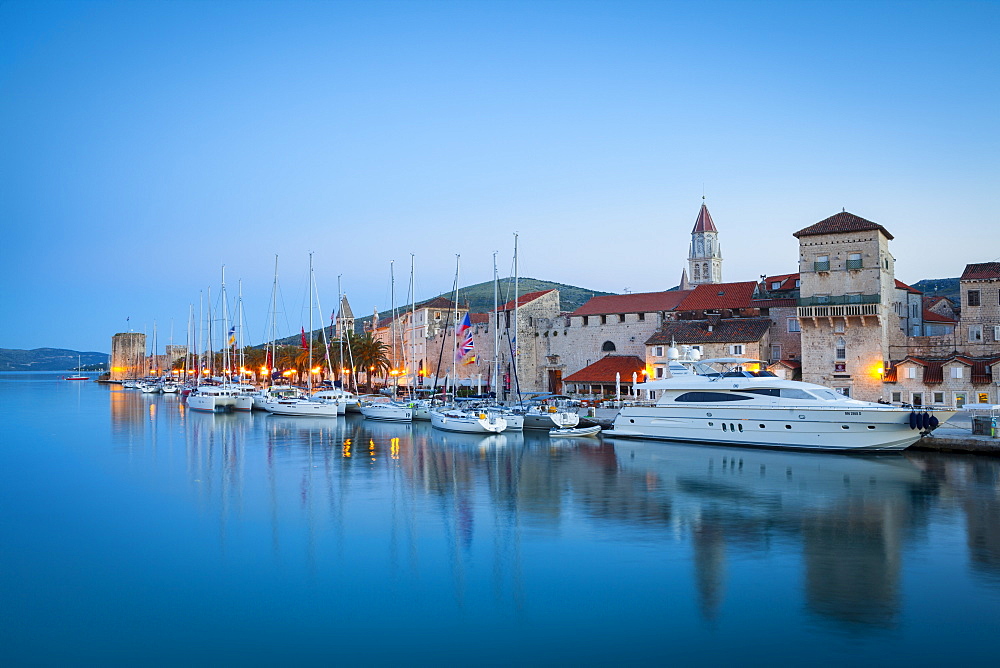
<box><xmin>835</xmin><ymin>337</ymin><xmax>847</xmax><ymax>360</ymax></box>
<box><xmin>601</xmin><ymin>341</ymin><xmax>616</xmax><ymax>352</ymax></box>
<box><xmin>693</xmin><ymin>264</ymin><xmax>701</xmax><ymax>281</ymax></box>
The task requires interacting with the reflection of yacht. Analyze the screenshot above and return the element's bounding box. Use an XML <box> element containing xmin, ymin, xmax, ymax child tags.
<box><xmin>608</xmin><ymin>347</ymin><xmax>954</xmax><ymax>452</ymax></box>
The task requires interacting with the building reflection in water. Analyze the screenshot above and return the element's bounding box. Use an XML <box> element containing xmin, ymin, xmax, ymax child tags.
<box><xmin>108</xmin><ymin>394</ymin><xmax>1000</xmax><ymax>628</ymax></box>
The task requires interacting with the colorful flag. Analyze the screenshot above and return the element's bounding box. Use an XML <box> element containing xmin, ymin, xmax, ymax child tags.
<box><xmin>456</xmin><ymin>329</ymin><xmax>475</xmax><ymax>363</ymax></box>
<box><xmin>227</xmin><ymin>325</ymin><xmax>236</xmax><ymax>347</ymax></box>
<box><xmin>456</xmin><ymin>312</ymin><xmax>471</xmax><ymax>336</ymax></box>
<box><xmin>300</xmin><ymin>327</ymin><xmax>308</xmax><ymax>350</ymax></box>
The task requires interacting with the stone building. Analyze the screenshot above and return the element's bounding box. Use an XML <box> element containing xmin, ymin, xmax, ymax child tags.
<box><xmin>110</xmin><ymin>332</ymin><xmax>146</xmax><ymax>381</ymax></box>
<box><xmin>536</xmin><ymin>290</ymin><xmax>690</xmax><ymax>393</ymax></box>
<box><xmin>793</xmin><ymin>211</ymin><xmax>905</xmax><ymax>401</ymax></box>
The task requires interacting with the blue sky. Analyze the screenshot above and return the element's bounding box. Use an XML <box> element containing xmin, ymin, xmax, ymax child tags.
<box><xmin>2</xmin><ymin>0</ymin><xmax>997</xmax><ymax>353</ymax></box>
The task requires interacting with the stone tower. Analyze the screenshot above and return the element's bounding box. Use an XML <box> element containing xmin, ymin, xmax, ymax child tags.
<box><xmin>688</xmin><ymin>201</ymin><xmax>723</xmax><ymax>285</ymax></box>
<box><xmin>793</xmin><ymin>211</ymin><xmax>904</xmax><ymax>401</ymax></box>
<box><xmin>336</xmin><ymin>295</ymin><xmax>355</xmax><ymax>339</ymax></box>
<box><xmin>110</xmin><ymin>332</ymin><xmax>146</xmax><ymax>381</ymax></box>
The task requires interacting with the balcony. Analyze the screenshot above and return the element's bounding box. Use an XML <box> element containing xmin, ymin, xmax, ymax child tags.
<box><xmin>797</xmin><ymin>303</ymin><xmax>881</xmax><ymax>319</ymax></box>
<box><xmin>813</xmin><ymin>261</ymin><xmax>830</xmax><ymax>272</ymax></box>
<box><xmin>798</xmin><ymin>294</ymin><xmax>880</xmax><ymax>307</ymax></box>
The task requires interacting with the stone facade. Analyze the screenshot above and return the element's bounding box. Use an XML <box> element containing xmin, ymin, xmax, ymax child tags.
<box><xmin>958</xmin><ymin>264</ymin><xmax>1000</xmax><ymax>357</ymax></box>
<box><xmin>794</xmin><ymin>212</ymin><xmax>905</xmax><ymax>400</ymax></box>
<box><xmin>110</xmin><ymin>332</ymin><xmax>146</xmax><ymax>381</ymax></box>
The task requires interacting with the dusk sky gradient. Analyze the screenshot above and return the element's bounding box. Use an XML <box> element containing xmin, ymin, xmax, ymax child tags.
<box><xmin>2</xmin><ymin>0</ymin><xmax>997</xmax><ymax>353</ymax></box>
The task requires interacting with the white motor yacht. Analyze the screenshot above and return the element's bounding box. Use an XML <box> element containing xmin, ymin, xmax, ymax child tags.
<box><xmin>251</xmin><ymin>385</ymin><xmax>301</xmax><ymax>411</ymax></box>
<box><xmin>263</xmin><ymin>396</ymin><xmax>339</xmax><ymax>417</ymax></box>
<box><xmin>606</xmin><ymin>347</ymin><xmax>954</xmax><ymax>452</ymax></box>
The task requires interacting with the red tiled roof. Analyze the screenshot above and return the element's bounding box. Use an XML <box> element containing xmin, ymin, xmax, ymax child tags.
<box><xmin>692</xmin><ymin>203</ymin><xmax>718</xmax><ymax>233</ymax></box>
<box><xmin>497</xmin><ymin>289</ymin><xmax>555</xmax><ymax>312</ymax></box>
<box><xmin>762</xmin><ymin>273</ymin><xmax>800</xmax><ymax>291</ymax></box>
<box><xmin>645</xmin><ymin>318</ymin><xmax>772</xmax><ymax>345</ymax></box>
<box><xmin>469</xmin><ymin>313</ymin><xmax>490</xmax><ymax>324</ymax></box>
<box><xmin>675</xmin><ymin>281</ymin><xmax>759</xmax><ymax>311</ymax></box>
<box><xmin>922</xmin><ymin>309</ymin><xmax>956</xmax><ymax>324</ymax></box>
<box><xmin>418</xmin><ymin>296</ymin><xmax>458</xmax><ymax>310</ymax></box>
<box><xmin>562</xmin><ymin>355</ymin><xmax>646</xmax><ymax>383</ymax></box>
<box><xmin>895</xmin><ymin>279</ymin><xmax>922</xmax><ymax>294</ymax></box>
<box><xmin>793</xmin><ymin>211</ymin><xmax>894</xmax><ymax>240</ymax></box>
<box><xmin>769</xmin><ymin>359</ymin><xmax>801</xmax><ymax>370</ymax></box>
<box><xmin>572</xmin><ymin>290</ymin><xmax>691</xmax><ymax>316</ymax></box>
<box><xmin>750</xmin><ymin>298</ymin><xmax>798</xmax><ymax>308</ymax></box>
<box><xmin>961</xmin><ymin>262</ymin><xmax>1000</xmax><ymax>280</ymax></box>
<box><xmin>922</xmin><ymin>362</ymin><xmax>944</xmax><ymax>384</ymax></box>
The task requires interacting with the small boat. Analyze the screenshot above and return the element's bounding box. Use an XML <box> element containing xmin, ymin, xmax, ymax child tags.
<box><xmin>64</xmin><ymin>354</ymin><xmax>89</xmax><ymax>380</ymax></box>
<box><xmin>549</xmin><ymin>425</ymin><xmax>602</xmax><ymax>438</ymax></box>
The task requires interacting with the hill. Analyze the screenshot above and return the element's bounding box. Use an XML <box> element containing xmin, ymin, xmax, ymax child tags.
<box><xmin>0</xmin><ymin>348</ymin><xmax>109</xmax><ymax>371</ymax></box>
<box><xmin>911</xmin><ymin>277</ymin><xmax>960</xmax><ymax>304</ymax></box>
<box><xmin>271</xmin><ymin>278</ymin><xmax>615</xmax><ymax>345</ymax></box>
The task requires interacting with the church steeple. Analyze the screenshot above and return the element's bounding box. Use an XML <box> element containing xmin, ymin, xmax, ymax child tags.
<box><xmin>688</xmin><ymin>200</ymin><xmax>723</xmax><ymax>285</ymax></box>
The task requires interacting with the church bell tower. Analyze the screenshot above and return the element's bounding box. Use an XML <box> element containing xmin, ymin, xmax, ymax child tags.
<box><xmin>688</xmin><ymin>200</ymin><xmax>723</xmax><ymax>285</ymax></box>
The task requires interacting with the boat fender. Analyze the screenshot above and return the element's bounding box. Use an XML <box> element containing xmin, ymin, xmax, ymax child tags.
<box><xmin>922</xmin><ymin>412</ymin><xmax>931</xmax><ymax>430</ymax></box>
<box><xmin>929</xmin><ymin>415</ymin><xmax>940</xmax><ymax>429</ymax></box>
<box><xmin>908</xmin><ymin>412</ymin><xmax>918</xmax><ymax>430</ymax></box>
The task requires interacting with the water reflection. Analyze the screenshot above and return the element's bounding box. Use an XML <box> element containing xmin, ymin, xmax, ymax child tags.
<box><xmin>107</xmin><ymin>392</ymin><xmax>1000</xmax><ymax>629</ymax></box>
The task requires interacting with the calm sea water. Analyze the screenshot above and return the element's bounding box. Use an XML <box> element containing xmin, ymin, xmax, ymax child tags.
<box><xmin>3</xmin><ymin>373</ymin><xmax>999</xmax><ymax>666</ymax></box>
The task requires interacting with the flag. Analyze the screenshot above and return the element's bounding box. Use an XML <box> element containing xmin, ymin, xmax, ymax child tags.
<box><xmin>301</xmin><ymin>327</ymin><xmax>308</xmax><ymax>350</ymax></box>
<box><xmin>456</xmin><ymin>312</ymin><xmax>471</xmax><ymax>336</ymax></box>
<box><xmin>456</xmin><ymin>330</ymin><xmax>475</xmax><ymax>363</ymax></box>
<box><xmin>227</xmin><ymin>325</ymin><xmax>236</xmax><ymax>347</ymax></box>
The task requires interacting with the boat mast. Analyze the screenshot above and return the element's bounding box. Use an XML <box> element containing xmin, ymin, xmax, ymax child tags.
<box><xmin>237</xmin><ymin>279</ymin><xmax>245</xmax><ymax>381</ymax></box>
<box><xmin>337</xmin><ymin>274</ymin><xmax>343</xmax><ymax>389</ymax></box>
<box><xmin>451</xmin><ymin>254</ymin><xmax>460</xmax><ymax>398</ymax></box>
<box><xmin>269</xmin><ymin>255</ymin><xmax>279</xmax><ymax>384</ymax></box>
<box><xmin>390</xmin><ymin>259</ymin><xmax>397</xmax><ymax>396</ymax></box>
<box><xmin>493</xmin><ymin>251</ymin><xmax>500</xmax><ymax>402</ymax></box>
<box><xmin>308</xmin><ymin>252</ymin><xmax>314</xmax><ymax>393</ymax></box>
<box><xmin>197</xmin><ymin>291</ymin><xmax>203</xmax><ymax>386</ymax></box>
<box><xmin>221</xmin><ymin>265</ymin><xmax>230</xmax><ymax>383</ymax></box>
<box><xmin>410</xmin><ymin>254</ymin><xmax>416</xmax><ymax>392</ymax></box>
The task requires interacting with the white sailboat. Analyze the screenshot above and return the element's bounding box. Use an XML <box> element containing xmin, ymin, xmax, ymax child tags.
<box><xmin>429</xmin><ymin>254</ymin><xmax>507</xmax><ymax>434</ymax></box>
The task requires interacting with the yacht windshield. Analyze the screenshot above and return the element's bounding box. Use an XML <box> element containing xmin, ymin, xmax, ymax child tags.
<box><xmin>808</xmin><ymin>389</ymin><xmax>841</xmax><ymax>400</ymax></box>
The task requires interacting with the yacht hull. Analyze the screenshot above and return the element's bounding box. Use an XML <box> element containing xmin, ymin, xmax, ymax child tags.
<box><xmin>430</xmin><ymin>410</ymin><xmax>507</xmax><ymax>434</ymax></box>
<box><xmin>607</xmin><ymin>406</ymin><xmax>956</xmax><ymax>452</ymax></box>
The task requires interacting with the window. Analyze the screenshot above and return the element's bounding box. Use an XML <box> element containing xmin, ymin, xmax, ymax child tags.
<box><xmin>968</xmin><ymin>290</ymin><xmax>981</xmax><ymax>307</ymax></box>
<box><xmin>847</xmin><ymin>253</ymin><xmax>862</xmax><ymax>270</ymax></box>
<box><xmin>582</xmin><ymin>316</ymin><xmax>589</xmax><ymax>326</ymax></box>
<box><xmin>891</xmin><ymin>391</ymin><xmax>902</xmax><ymax>403</ymax></box>
<box><xmin>994</xmin><ymin>325</ymin><xmax>1000</xmax><ymax>341</ymax></box>
<box><xmin>912</xmin><ymin>393</ymin><xmax>923</xmax><ymax>407</ymax></box>
<box><xmin>655</xmin><ymin>367</ymin><xmax>664</xmax><ymax>378</ymax></box>
<box><xmin>653</xmin><ymin>346</ymin><xmax>664</xmax><ymax>357</ymax></box>
<box><xmin>834</xmin><ymin>321</ymin><xmax>845</xmax><ymax>333</ymax></box>
<box><xmin>434</xmin><ymin>311</ymin><xmax>441</xmax><ymax>320</ymax></box>
<box><xmin>933</xmin><ymin>392</ymin><xmax>945</xmax><ymax>404</ymax></box>
<box><xmin>730</xmin><ymin>344</ymin><xmax>744</xmax><ymax>355</ymax></box>
<box><xmin>600</xmin><ymin>315</ymin><xmax>608</xmax><ymax>325</ymax></box>
<box><xmin>771</xmin><ymin>281</ymin><xmax>781</xmax><ymax>290</ymax></box>
<box><xmin>770</xmin><ymin>344</ymin><xmax>781</xmax><ymax>361</ymax></box>
<box><xmin>693</xmin><ymin>265</ymin><xmax>701</xmax><ymax>281</ymax></box>
<box><xmin>835</xmin><ymin>337</ymin><xmax>846</xmax><ymax>361</ymax></box>
<box><xmin>814</xmin><ymin>255</ymin><xmax>830</xmax><ymax>272</ymax></box>
<box><xmin>795</xmin><ymin>279</ymin><xmax>801</xmax><ymax>288</ymax></box>
<box><xmin>969</xmin><ymin>325</ymin><xmax>983</xmax><ymax>342</ymax></box>
<box><xmin>637</xmin><ymin>313</ymin><xmax>645</xmax><ymax>321</ymax></box>
<box><xmin>955</xmin><ymin>393</ymin><xmax>966</xmax><ymax>408</ymax></box>
<box><xmin>601</xmin><ymin>341</ymin><xmax>616</xmax><ymax>352</ymax></box>
<box><xmin>787</xmin><ymin>318</ymin><xmax>800</xmax><ymax>332</ymax></box>
<box><xmin>980</xmin><ymin>393</ymin><xmax>990</xmax><ymax>404</ymax></box>
<box><xmin>905</xmin><ymin>367</ymin><xmax>916</xmax><ymax>379</ymax></box>
<box><xmin>675</xmin><ymin>392</ymin><xmax>754</xmax><ymax>402</ymax></box>
<box><xmin>618</xmin><ymin>314</ymin><xmax>625</xmax><ymax>323</ymax></box>
<box><xmin>951</xmin><ymin>367</ymin><xmax>963</xmax><ymax>379</ymax></box>
<box><xmin>835</xmin><ymin>387</ymin><xmax>851</xmax><ymax>398</ymax></box>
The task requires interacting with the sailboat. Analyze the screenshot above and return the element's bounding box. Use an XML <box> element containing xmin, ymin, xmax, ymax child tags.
<box><xmin>429</xmin><ymin>255</ymin><xmax>507</xmax><ymax>434</ymax></box>
<box><xmin>261</xmin><ymin>253</ymin><xmax>339</xmax><ymax>418</ymax></box>
<box><xmin>64</xmin><ymin>354</ymin><xmax>89</xmax><ymax>381</ymax></box>
<box><xmin>360</xmin><ymin>260</ymin><xmax>413</xmax><ymax>422</ymax></box>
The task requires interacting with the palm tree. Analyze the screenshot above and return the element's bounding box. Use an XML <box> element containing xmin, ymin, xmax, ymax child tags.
<box><xmin>352</xmin><ymin>332</ymin><xmax>390</xmax><ymax>392</ymax></box>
